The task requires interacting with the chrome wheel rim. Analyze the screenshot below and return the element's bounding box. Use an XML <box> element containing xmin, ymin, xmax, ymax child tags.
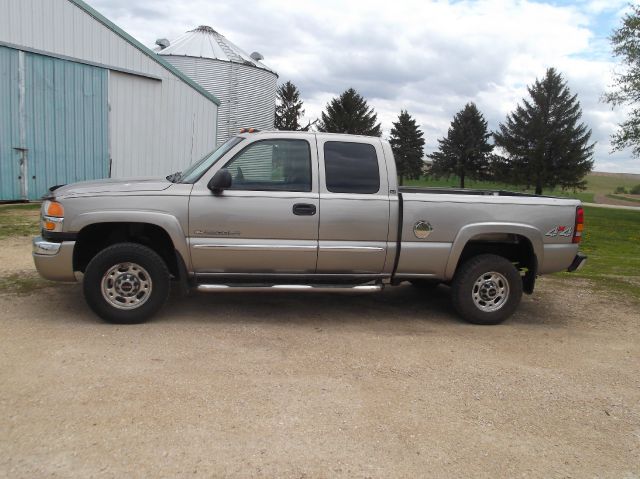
<box><xmin>472</xmin><ymin>271</ymin><xmax>509</xmax><ymax>312</ymax></box>
<box><xmin>101</xmin><ymin>262</ymin><xmax>152</xmax><ymax>310</ymax></box>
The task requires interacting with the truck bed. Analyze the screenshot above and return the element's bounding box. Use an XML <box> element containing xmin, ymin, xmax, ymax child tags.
<box><xmin>398</xmin><ymin>186</ymin><xmax>546</xmax><ymax>198</ymax></box>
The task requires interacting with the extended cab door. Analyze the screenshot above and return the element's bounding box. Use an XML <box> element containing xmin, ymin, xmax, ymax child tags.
<box><xmin>188</xmin><ymin>134</ymin><xmax>319</xmax><ymax>274</ymax></box>
<box><xmin>316</xmin><ymin>137</ymin><xmax>391</xmax><ymax>274</ymax></box>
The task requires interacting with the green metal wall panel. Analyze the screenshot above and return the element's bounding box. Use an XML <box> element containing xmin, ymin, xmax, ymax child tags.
<box><xmin>0</xmin><ymin>46</ymin><xmax>21</xmax><ymax>201</ymax></box>
<box><xmin>24</xmin><ymin>52</ymin><xmax>108</xmax><ymax>200</ymax></box>
<box><xmin>0</xmin><ymin>46</ymin><xmax>108</xmax><ymax>201</ymax></box>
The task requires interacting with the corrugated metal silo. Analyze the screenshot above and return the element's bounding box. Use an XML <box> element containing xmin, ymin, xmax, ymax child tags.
<box><xmin>158</xmin><ymin>26</ymin><xmax>278</xmax><ymax>146</ymax></box>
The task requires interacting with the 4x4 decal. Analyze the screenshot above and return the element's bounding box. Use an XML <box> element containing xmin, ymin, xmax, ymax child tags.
<box><xmin>545</xmin><ymin>226</ymin><xmax>573</xmax><ymax>237</ymax></box>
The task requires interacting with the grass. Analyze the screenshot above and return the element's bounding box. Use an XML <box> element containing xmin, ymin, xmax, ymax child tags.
<box><xmin>0</xmin><ymin>203</ymin><xmax>52</xmax><ymax>295</ymax></box>
<box><xmin>0</xmin><ymin>273</ymin><xmax>51</xmax><ymax>295</ymax></box>
<box><xmin>556</xmin><ymin>206</ymin><xmax>640</xmax><ymax>300</ymax></box>
<box><xmin>0</xmin><ymin>203</ymin><xmax>41</xmax><ymax>239</ymax></box>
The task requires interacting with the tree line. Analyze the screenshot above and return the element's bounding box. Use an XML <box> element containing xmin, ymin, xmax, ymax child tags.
<box><xmin>275</xmin><ymin>7</ymin><xmax>640</xmax><ymax>192</ymax></box>
<box><xmin>275</xmin><ymin>68</ymin><xmax>594</xmax><ymax>194</ymax></box>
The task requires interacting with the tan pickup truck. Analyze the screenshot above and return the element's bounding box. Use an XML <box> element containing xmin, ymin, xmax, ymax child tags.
<box><xmin>33</xmin><ymin>130</ymin><xmax>586</xmax><ymax>325</ymax></box>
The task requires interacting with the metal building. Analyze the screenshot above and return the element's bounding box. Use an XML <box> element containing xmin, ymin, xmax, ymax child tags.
<box><xmin>157</xmin><ymin>26</ymin><xmax>277</xmax><ymax>146</ymax></box>
<box><xmin>0</xmin><ymin>0</ymin><xmax>220</xmax><ymax>201</ymax></box>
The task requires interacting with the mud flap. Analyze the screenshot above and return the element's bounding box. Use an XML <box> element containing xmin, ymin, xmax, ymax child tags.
<box><xmin>522</xmin><ymin>256</ymin><xmax>538</xmax><ymax>295</ymax></box>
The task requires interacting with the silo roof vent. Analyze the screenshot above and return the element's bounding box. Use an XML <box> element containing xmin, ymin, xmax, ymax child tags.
<box><xmin>155</xmin><ymin>38</ymin><xmax>170</xmax><ymax>50</ymax></box>
<box><xmin>194</xmin><ymin>25</ymin><xmax>217</xmax><ymax>34</ymax></box>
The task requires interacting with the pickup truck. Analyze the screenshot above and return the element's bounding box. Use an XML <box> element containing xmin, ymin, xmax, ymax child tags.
<box><xmin>32</xmin><ymin>130</ymin><xmax>587</xmax><ymax>325</ymax></box>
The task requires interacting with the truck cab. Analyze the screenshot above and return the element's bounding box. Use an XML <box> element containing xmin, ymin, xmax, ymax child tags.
<box><xmin>186</xmin><ymin>131</ymin><xmax>397</xmax><ymax>277</ymax></box>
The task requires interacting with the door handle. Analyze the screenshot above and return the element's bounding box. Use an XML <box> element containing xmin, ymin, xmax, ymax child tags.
<box><xmin>292</xmin><ymin>203</ymin><xmax>316</xmax><ymax>216</ymax></box>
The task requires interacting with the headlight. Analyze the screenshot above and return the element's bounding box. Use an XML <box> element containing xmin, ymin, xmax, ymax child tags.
<box><xmin>42</xmin><ymin>200</ymin><xmax>64</xmax><ymax>232</ymax></box>
<box><xmin>43</xmin><ymin>200</ymin><xmax>64</xmax><ymax>217</ymax></box>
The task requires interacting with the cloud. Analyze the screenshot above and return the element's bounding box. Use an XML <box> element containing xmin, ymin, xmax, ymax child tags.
<box><xmin>87</xmin><ymin>0</ymin><xmax>639</xmax><ymax>173</ymax></box>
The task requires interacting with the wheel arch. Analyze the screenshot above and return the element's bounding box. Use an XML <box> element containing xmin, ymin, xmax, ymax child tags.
<box><xmin>71</xmin><ymin>212</ymin><xmax>190</xmax><ymax>278</ymax></box>
<box><xmin>444</xmin><ymin>223</ymin><xmax>543</xmax><ymax>291</ymax></box>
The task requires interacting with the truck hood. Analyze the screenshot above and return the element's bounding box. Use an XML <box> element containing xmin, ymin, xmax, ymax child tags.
<box><xmin>52</xmin><ymin>177</ymin><xmax>172</xmax><ymax>198</ymax></box>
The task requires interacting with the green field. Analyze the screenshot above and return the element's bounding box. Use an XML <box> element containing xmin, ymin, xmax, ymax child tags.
<box><xmin>558</xmin><ymin>206</ymin><xmax>640</xmax><ymax>300</ymax></box>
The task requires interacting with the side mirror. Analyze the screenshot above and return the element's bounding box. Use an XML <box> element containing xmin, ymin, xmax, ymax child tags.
<box><xmin>208</xmin><ymin>169</ymin><xmax>232</xmax><ymax>194</ymax></box>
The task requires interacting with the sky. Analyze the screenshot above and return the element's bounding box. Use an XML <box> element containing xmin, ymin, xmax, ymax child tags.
<box><xmin>88</xmin><ymin>0</ymin><xmax>639</xmax><ymax>173</ymax></box>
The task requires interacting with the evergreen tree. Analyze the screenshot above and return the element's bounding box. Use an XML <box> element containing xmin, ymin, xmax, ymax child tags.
<box><xmin>389</xmin><ymin>110</ymin><xmax>425</xmax><ymax>185</ymax></box>
<box><xmin>494</xmin><ymin>68</ymin><xmax>594</xmax><ymax>194</ymax></box>
<box><xmin>603</xmin><ymin>5</ymin><xmax>640</xmax><ymax>157</ymax></box>
<box><xmin>428</xmin><ymin>103</ymin><xmax>493</xmax><ymax>188</ymax></box>
<box><xmin>317</xmin><ymin>88</ymin><xmax>381</xmax><ymax>136</ymax></box>
<box><xmin>274</xmin><ymin>81</ymin><xmax>314</xmax><ymax>131</ymax></box>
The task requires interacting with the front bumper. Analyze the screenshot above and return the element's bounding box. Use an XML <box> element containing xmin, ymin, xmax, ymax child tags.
<box><xmin>32</xmin><ymin>236</ymin><xmax>77</xmax><ymax>281</ymax></box>
<box><xmin>567</xmin><ymin>252</ymin><xmax>587</xmax><ymax>272</ymax></box>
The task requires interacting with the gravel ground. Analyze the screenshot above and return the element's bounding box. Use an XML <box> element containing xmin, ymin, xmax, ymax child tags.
<box><xmin>0</xmin><ymin>236</ymin><xmax>36</xmax><ymax>274</ymax></box>
<box><xmin>0</xmin><ymin>237</ymin><xmax>639</xmax><ymax>478</ymax></box>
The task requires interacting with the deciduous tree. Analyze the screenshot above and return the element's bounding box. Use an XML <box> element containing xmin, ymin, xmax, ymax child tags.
<box><xmin>603</xmin><ymin>5</ymin><xmax>640</xmax><ymax>157</ymax></box>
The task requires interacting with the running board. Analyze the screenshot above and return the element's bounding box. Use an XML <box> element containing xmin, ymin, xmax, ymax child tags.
<box><xmin>196</xmin><ymin>284</ymin><xmax>384</xmax><ymax>294</ymax></box>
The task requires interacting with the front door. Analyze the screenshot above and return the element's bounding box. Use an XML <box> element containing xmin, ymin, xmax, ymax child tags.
<box><xmin>189</xmin><ymin>134</ymin><xmax>319</xmax><ymax>274</ymax></box>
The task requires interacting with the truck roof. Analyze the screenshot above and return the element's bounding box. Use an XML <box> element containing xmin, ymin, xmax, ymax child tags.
<box><xmin>236</xmin><ymin>130</ymin><xmax>386</xmax><ymax>141</ymax></box>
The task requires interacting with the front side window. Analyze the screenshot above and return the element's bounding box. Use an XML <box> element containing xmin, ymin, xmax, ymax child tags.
<box><xmin>324</xmin><ymin>141</ymin><xmax>380</xmax><ymax>194</ymax></box>
<box><xmin>223</xmin><ymin>139</ymin><xmax>312</xmax><ymax>192</ymax></box>
<box><xmin>180</xmin><ymin>136</ymin><xmax>244</xmax><ymax>183</ymax></box>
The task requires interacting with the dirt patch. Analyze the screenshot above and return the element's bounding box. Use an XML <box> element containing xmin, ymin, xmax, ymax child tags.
<box><xmin>0</xmin><ymin>275</ymin><xmax>638</xmax><ymax>478</ymax></box>
<box><xmin>0</xmin><ymin>236</ymin><xmax>37</xmax><ymax>276</ymax></box>
<box><xmin>595</xmin><ymin>193</ymin><xmax>640</xmax><ymax>207</ymax></box>
<box><xmin>0</xmin><ymin>236</ymin><xmax>54</xmax><ymax>295</ymax></box>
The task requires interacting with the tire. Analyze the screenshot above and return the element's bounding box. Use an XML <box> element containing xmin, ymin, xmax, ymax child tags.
<box><xmin>83</xmin><ymin>242</ymin><xmax>170</xmax><ymax>324</ymax></box>
<box><xmin>409</xmin><ymin>279</ymin><xmax>441</xmax><ymax>290</ymax></box>
<box><xmin>451</xmin><ymin>254</ymin><xmax>522</xmax><ymax>325</ymax></box>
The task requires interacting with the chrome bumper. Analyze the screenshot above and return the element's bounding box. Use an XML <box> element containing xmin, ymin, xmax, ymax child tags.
<box><xmin>32</xmin><ymin>237</ymin><xmax>77</xmax><ymax>281</ymax></box>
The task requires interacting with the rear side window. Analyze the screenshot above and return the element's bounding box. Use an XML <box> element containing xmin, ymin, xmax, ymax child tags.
<box><xmin>224</xmin><ymin>139</ymin><xmax>312</xmax><ymax>192</ymax></box>
<box><xmin>324</xmin><ymin>141</ymin><xmax>380</xmax><ymax>194</ymax></box>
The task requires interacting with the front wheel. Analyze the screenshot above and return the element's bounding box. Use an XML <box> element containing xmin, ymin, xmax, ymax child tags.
<box><xmin>83</xmin><ymin>243</ymin><xmax>170</xmax><ymax>324</ymax></box>
<box><xmin>451</xmin><ymin>254</ymin><xmax>522</xmax><ymax>325</ymax></box>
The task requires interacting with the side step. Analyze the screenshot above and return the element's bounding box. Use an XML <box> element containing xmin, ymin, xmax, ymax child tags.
<box><xmin>196</xmin><ymin>284</ymin><xmax>384</xmax><ymax>294</ymax></box>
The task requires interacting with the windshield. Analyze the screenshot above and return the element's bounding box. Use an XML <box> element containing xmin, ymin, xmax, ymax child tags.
<box><xmin>180</xmin><ymin>136</ymin><xmax>245</xmax><ymax>183</ymax></box>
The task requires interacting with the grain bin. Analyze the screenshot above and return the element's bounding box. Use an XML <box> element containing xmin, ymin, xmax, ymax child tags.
<box><xmin>157</xmin><ymin>26</ymin><xmax>278</xmax><ymax>146</ymax></box>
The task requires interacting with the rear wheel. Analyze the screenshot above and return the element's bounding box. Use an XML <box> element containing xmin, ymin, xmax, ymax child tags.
<box><xmin>83</xmin><ymin>243</ymin><xmax>170</xmax><ymax>324</ymax></box>
<box><xmin>451</xmin><ymin>254</ymin><xmax>522</xmax><ymax>325</ymax></box>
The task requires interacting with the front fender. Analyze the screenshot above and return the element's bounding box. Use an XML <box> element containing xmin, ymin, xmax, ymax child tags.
<box><xmin>444</xmin><ymin>222</ymin><xmax>544</xmax><ymax>280</ymax></box>
<box><xmin>68</xmin><ymin>210</ymin><xmax>191</xmax><ymax>270</ymax></box>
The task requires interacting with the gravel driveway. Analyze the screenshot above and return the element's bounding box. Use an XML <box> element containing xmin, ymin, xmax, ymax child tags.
<box><xmin>0</xmin><ymin>238</ymin><xmax>639</xmax><ymax>478</ymax></box>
